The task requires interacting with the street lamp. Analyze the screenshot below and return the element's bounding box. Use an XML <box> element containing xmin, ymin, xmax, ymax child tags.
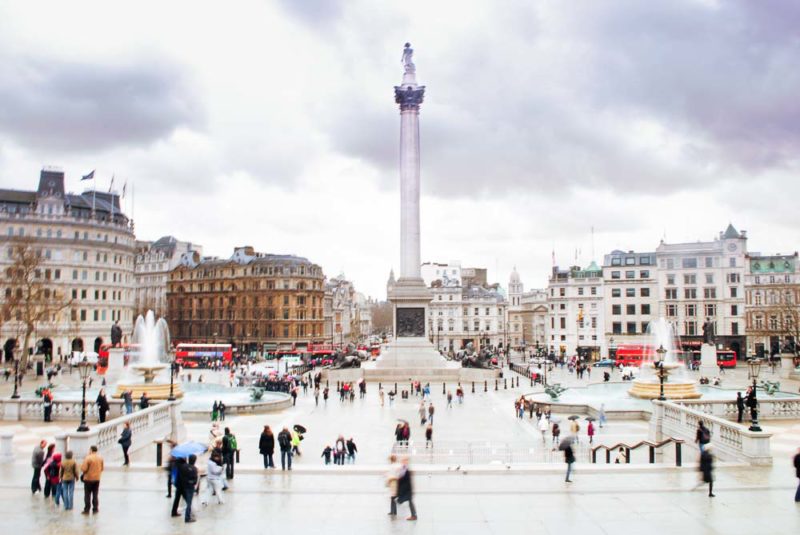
<box><xmin>747</xmin><ymin>357</ymin><xmax>763</xmax><ymax>432</ymax></box>
<box><xmin>76</xmin><ymin>356</ymin><xmax>93</xmax><ymax>432</ymax></box>
<box><xmin>10</xmin><ymin>348</ymin><xmax>21</xmax><ymax>399</ymax></box>
<box><xmin>168</xmin><ymin>352</ymin><xmax>177</xmax><ymax>401</ymax></box>
<box><xmin>656</xmin><ymin>344</ymin><xmax>667</xmax><ymax>401</ymax></box>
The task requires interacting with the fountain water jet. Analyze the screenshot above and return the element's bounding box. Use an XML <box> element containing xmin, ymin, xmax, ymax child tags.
<box><xmin>628</xmin><ymin>318</ymin><xmax>701</xmax><ymax>400</ymax></box>
<box><xmin>114</xmin><ymin>311</ymin><xmax>183</xmax><ymax>399</ymax></box>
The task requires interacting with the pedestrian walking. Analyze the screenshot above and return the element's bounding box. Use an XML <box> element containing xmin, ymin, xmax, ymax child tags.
<box><xmin>379</xmin><ymin>386</ymin><xmax>385</xmax><ymax>407</ymax></box>
<box><xmin>392</xmin><ymin>457</ymin><xmax>417</xmax><ymax>520</ymax></box>
<box><xmin>278</xmin><ymin>427</ymin><xmax>293</xmax><ymax>470</ymax></box>
<box><xmin>563</xmin><ymin>440</ymin><xmax>575</xmax><ymax>482</ymax></box>
<box><xmin>59</xmin><ymin>450</ymin><xmax>79</xmax><ymax>510</ymax></box>
<box><xmin>211</xmin><ymin>401</ymin><xmax>219</xmax><ymax>421</ymax></box>
<box><xmin>178</xmin><ymin>454</ymin><xmax>199</xmax><ymax>522</ymax></box>
<box><xmin>218</xmin><ymin>401</ymin><xmax>226</xmax><ymax>421</ymax></box>
<box><xmin>323</xmin><ymin>386</ymin><xmax>329</xmax><ymax>404</ymax></box>
<box><xmin>447</xmin><ymin>391</ymin><xmax>453</xmax><ymax>408</ymax></box>
<box><xmin>42</xmin><ymin>388</ymin><xmax>53</xmax><ymax>422</ymax></box>
<box><xmin>334</xmin><ymin>435</ymin><xmax>346</xmax><ymax>465</ymax></box>
<box><xmin>428</xmin><ymin>403</ymin><xmax>435</xmax><ymax>425</ymax></box>
<box><xmin>418</xmin><ymin>401</ymin><xmax>427</xmax><ymax>425</ymax></box>
<box><xmin>259</xmin><ymin>425</ymin><xmax>275</xmax><ymax>469</ymax></box>
<box><xmin>80</xmin><ymin>445</ymin><xmax>104</xmax><ymax>514</ymax></box>
<box><xmin>793</xmin><ymin>447</ymin><xmax>800</xmax><ymax>502</ymax></box>
<box><xmin>538</xmin><ymin>416</ymin><xmax>548</xmax><ymax>445</ymax></box>
<box><xmin>123</xmin><ymin>389</ymin><xmax>133</xmax><ymax>414</ymax></box>
<box><xmin>118</xmin><ymin>422</ymin><xmax>132</xmax><ymax>466</ymax></box>
<box><xmin>746</xmin><ymin>386</ymin><xmax>758</xmax><ymax>423</ymax></box>
<box><xmin>43</xmin><ymin>451</ymin><xmax>62</xmax><ymax>504</ymax></box>
<box><xmin>695</xmin><ymin>421</ymin><xmax>710</xmax><ymax>452</ymax></box>
<box><xmin>736</xmin><ymin>392</ymin><xmax>745</xmax><ymax>423</ymax></box>
<box><xmin>346</xmin><ymin>437</ymin><xmax>358</xmax><ymax>464</ymax></box>
<box><xmin>42</xmin><ymin>443</ymin><xmax>56</xmax><ymax>498</ymax></box>
<box><xmin>587</xmin><ymin>420</ymin><xmax>595</xmax><ymax>445</ymax></box>
<box><xmin>314</xmin><ymin>387</ymin><xmax>320</xmax><ymax>406</ymax></box>
<box><xmin>388</xmin><ymin>389</ymin><xmax>395</xmax><ymax>406</ymax></box>
<box><xmin>31</xmin><ymin>440</ymin><xmax>46</xmax><ymax>494</ymax></box>
<box><xmin>551</xmin><ymin>422</ymin><xmax>561</xmax><ymax>448</ymax></box>
<box><xmin>699</xmin><ymin>444</ymin><xmax>715</xmax><ymax>497</ymax></box>
<box><xmin>322</xmin><ymin>445</ymin><xmax>333</xmax><ymax>464</ymax></box>
<box><xmin>139</xmin><ymin>392</ymin><xmax>150</xmax><ymax>409</ymax></box>
<box><xmin>291</xmin><ymin>387</ymin><xmax>298</xmax><ymax>406</ymax></box>
<box><xmin>291</xmin><ymin>428</ymin><xmax>302</xmax><ymax>457</ymax></box>
<box><xmin>425</xmin><ymin>424</ymin><xmax>433</xmax><ymax>448</ymax></box>
<box><xmin>96</xmin><ymin>388</ymin><xmax>110</xmax><ymax>423</ymax></box>
<box><xmin>386</xmin><ymin>454</ymin><xmax>401</xmax><ymax>516</ymax></box>
<box><xmin>599</xmin><ymin>403</ymin><xmax>607</xmax><ymax>428</ymax></box>
<box><xmin>203</xmin><ymin>452</ymin><xmax>225</xmax><ymax>506</ymax></box>
<box><xmin>222</xmin><ymin>427</ymin><xmax>237</xmax><ymax>479</ymax></box>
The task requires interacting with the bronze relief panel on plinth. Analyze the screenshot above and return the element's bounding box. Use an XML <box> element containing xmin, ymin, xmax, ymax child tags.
<box><xmin>396</xmin><ymin>307</ymin><xmax>425</xmax><ymax>337</ymax></box>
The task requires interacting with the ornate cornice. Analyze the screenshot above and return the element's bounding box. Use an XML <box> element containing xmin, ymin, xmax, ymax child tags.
<box><xmin>394</xmin><ymin>85</ymin><xmax>425</xmax><ymax>111</ymax></box>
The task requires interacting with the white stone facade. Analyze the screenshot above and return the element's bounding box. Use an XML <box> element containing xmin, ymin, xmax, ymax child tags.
<box><xmin>0</xmin><ymin>168</ymin><xmax>136</xmax><ymax>361</ymax></box>
<box><xmin>603</xmin><ymin>250</ymin><xmax>658</xmax><ymax>352</ymax></box>
<box><xmin>546</xmin><ymin>263</ymin><xmax>605</xmax><ymax>358</ymax></box>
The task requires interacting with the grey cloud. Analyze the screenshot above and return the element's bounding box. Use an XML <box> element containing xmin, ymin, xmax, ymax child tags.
<box><xmin>325</xmin><ymin>0</ymin><xmax>800</xmax><ymax>199</ymax></box>
<box><xmin>276</xmin><ymin>0</ymin><xmax>345</xmax><ymax>28</ymax></box>
<box><xmin>0</xmin><ymin>55</ymin><xmax>203</xmax><ymax>153</ymax></box>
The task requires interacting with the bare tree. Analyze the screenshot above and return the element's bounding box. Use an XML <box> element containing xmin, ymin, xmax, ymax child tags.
<box><xmin>1</xmin><ymin>238</ymin><xmax>72</xmax><ymax>370</ymax></box>
<box><xmin>370</xmin><ymin>301</ymin><xmax>393</xmax><ymax>335</ymax></box>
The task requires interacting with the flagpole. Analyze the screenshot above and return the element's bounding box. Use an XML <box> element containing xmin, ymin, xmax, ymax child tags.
<box><xmin>92</xmin><ymin>173</ymin><xmax>96</xmax><ymax>217</ymax></box>
<box><xmin>110</xmin><ymin>174</ymin><xmax>115</xmax><ymax>221</ymax></box>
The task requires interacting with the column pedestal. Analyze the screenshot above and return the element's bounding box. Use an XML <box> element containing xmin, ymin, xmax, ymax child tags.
<box><xmin>699</xmin><ymin>344</ymin><xmax>718</xmax><ymax>378</ymax></box>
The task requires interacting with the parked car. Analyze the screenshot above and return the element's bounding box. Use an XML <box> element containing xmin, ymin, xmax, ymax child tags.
<box><xmin>592</xmin><ymin>358</ymin><xmax>616</xmax><ymax>367</ymax></box>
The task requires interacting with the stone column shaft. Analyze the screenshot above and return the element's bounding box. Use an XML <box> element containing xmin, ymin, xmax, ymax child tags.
<box><xmin>400</xmin><ymin>108</ymin><xmax>421</xmax><ymax>279</ymax></box>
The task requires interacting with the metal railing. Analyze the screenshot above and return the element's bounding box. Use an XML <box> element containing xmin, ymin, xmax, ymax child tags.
<box><xmin>391</xmin><ymin>439</ymin><xmax>591</xmax><ymax>465</ymax></box>
<box><xmin>591</xmin><ymin>438</ymin><xmax>685</xmax><ymax>466</ymax></box>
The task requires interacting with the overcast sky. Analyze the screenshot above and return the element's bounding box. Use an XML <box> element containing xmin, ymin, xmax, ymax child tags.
<box><xmin>1</xmin><ymin>0</ymin><xmax>798</xmax><ymax>299</ymax></box>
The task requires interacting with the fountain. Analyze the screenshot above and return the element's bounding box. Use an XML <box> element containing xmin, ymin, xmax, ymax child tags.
<box><xmin>628</xmin><ymin>318</ymin><xmax>701</xmax><ymax>400</ymax></box>
<box><xmin>114</xmin><ymin>311</ymin><xmax>183</xmax><ymax>400</ymax></box>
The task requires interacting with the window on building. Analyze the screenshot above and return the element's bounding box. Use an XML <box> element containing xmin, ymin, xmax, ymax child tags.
<box><xmin>727</xmin><ymin>273</ymin><xmax>740</xmax><ymax>283</ymax></box>
<box><xmin>626</xmin><ymin>322</ymin><xmax>636</xmax><ymax>334</ymax></box>
<box><xmin>704</xmin><ymin>288</ymin><xmax>717</xmax><ymax>299</ymax></box>
<box><xmin>665</xmin><ymin>288</ymin><xmax>677</xmax><ymax>300</ymax></box>
<box><xmin>729</xmin><ymin>257</ymin><xmax>736</xmax><ymax>267</ymax></box>
<box><xmin>625</xmin><ymin>271</ymin><xmax>635</xmax><ymax>279</ymax></box>
<box><xmin>640</xmin><ymin>270</ymin><xmax>650</xmax><ymax>278</ymax></box>
<box><xmin>641</xmin><ymin>288</ymin><xmax>650</xmax><ymax>297</ymax></box>
<box><xmin>730</xmin><ymin>287</ymin><xmax>738</xmax><ymax>298</ymax></box>
<box><xmin>612</xmin><ymin>305</ymin><xmax>621</xmax><ymax>315</ymax></box>
<box><xmin>641</xmin><ymin>304</ymin><xmax>651</xmax><ymax>315</ymax></box>
<box><xmin>685</xmin><ymin>321</ymin><xmax>697</xmax><ymax>335</ymax></box>
<box><xmin>560</xmin><ymin>317</ymin><xmax>566</xmax><ymax>329</ymax></box>
<box><xmin>769</xmin><ymin>316</ymin><xmax>778</xmax><ymax>330</ymax></box>
<box><xmin>591</xmin><ymin>287</ymin><xmax>597</xmax><ymax>295</ymax></box>
<box><xmin>612</xmin><ymin>322</ymin><xmax>622</xmax><ymax>334</ymax></box>
<box><xmin>591</xmin><ymin>317</ymin><xmax>597</xmax><ymax>328</ymax></box>
<box><xmin>666</xmin><ymin>304</ymin><xmax>677</xmax><ymax>317</ymax></box>
<box><xmin>612</xmin><ymin>289</ymin><xmax>621</xmax><ymax>297</ymax></box>
<box><xmin>80</xmin><ymin>310</ymin><xmax>86</xmax><ymax>321</ymax></box>
<box><xmin>578</xmin><ymin>287</ymin><xmax>584</xmax><ymax>295</ymax></box>
<box><xmin>559</xmin><ymin>288</ymin><xmax>565</xmax><ymax>297</ymax></box>
<box><xmin>684</xmin><ymin>288</ymin><xmax>697</xmax><ymax>299</ymax></box>
<box><xmin>705</xmin><ymin>273</ymin><xmax>714</xmax><ymax>284</ymax></box>
<box><xmin>684</xmin><ymin>274</ymin><xmax>696</xmax><ymax>285</ymax></box>
<box><xmin>611</xmin><ymin>271</ymin><xmax>621</xmax><ymax>279</ymax></box>
<box><xmin>682</xmin><ymin>258</ymin><xmax>698</xmax><ymax>268</ymax></box>
<box><xmin>626</xmin><ymin>304</ymin><xmax>635</xmax><ymax>315</ymax></box>
<box><xmin>686</xmin><ymin>304</ymin><xmax>697</xmax><ymax>317</ymax></box>
<box><xmin>704</xmin><ymin>304</ymin><xmax>716</xmax><ymax>317</ymax></box>
<box><xmin>611</xmin><ymin>257</ymin><xmax>621</xmax><ymax>266</ymax></box>
<box><xmin>731</xmin><ymin>322</ymin><xmax>739</xmax><ymax>335</ymax></box>
<box><xmin>666</xmin><ymin>274</ymin><xmax>675</xmax><ymax>285</ymax></box>
<box><xmin>705</xmin><ymin>257</ymin><xmax>713</xmax><ymax>268</ymax></box>
<box><xmin>626</xmin><ymin>288</ymin><xmax>635</xmax><ymax>297</ymax></box>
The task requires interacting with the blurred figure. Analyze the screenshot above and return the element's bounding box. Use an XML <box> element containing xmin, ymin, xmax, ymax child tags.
<box><xmin>699</xmin><ymin>444</ymin><xmax>715</xmax><ymax>497</ymax></box>
<box><xmin>391</xmin><ymin>456</ymin><xmax>417</xmax><ymax>521</ymax></box>
<box><xmin>794</xmin><ymin>447</ymin><xmax>800</xmax><ymax>502</ymax></box>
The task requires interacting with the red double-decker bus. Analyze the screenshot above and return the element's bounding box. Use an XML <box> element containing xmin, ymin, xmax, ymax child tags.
<box><xmin>175</xmin><ymin>343</ymin><xmax>233</xmax><ymax>368</ymax></box>
<box><xmin>614</xmin><ymin>344</ymin><xmax>651</xmax><ymax>367</ymax></box>
<box><xmin>688</xmin><ymin>349</ymin><xmax>738</xmax><ymax>368</ymax></box>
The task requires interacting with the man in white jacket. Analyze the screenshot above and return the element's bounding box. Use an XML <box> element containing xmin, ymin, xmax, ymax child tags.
<box><xmin>203</xmin><ymin>453</ymin><xmax>225</xmax><ymax>505</ymax></box>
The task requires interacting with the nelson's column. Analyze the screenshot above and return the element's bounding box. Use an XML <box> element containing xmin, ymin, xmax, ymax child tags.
<box><xmin>364</xmin><ymin>44</ymin><xmax>495</xmax><ymax>383</ymax></box>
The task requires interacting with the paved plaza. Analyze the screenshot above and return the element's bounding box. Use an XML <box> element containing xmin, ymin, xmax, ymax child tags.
<box><xmin>1</xmin><ymin>361</ymin><xmax>799</xmax><ymax>534</ymax></box>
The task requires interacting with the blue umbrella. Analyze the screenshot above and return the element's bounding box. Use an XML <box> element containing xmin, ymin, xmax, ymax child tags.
<box><xmin>170</xmin><ymin>441</ymin><xmax>208</xmax><ymax>459</ymax></box>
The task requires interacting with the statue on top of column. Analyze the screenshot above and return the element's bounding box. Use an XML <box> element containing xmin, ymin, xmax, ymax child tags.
<box><xmin>401</xmin><ymin>42</ymin><xmax>415</xmax><ymax>74</ymax></box>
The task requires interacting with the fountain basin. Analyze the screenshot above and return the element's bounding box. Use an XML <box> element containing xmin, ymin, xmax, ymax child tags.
<box><xmin>113</xmin><ymin>382</ymin><xmax>184</xmax><ymax>400</ymax></box>
<box><xmin>628</xmin><ymin>379</ymin><xmax>701</xmax><ymax>400</ymax></box>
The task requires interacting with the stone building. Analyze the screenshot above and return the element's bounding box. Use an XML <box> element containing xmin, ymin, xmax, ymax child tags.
<box><xmin>655</xmin><ymin>224</ymin><xmax>747</xmax><ymax>358</ymax></box>
<box><xmin>602</xmin><ymin>250</ymin><xmax>658</xmax><ymax>354</ymax></box>
<box><xmin>744</xmin><ymin>252</ymin><xmax>800</xmax><ymax>357</ymax></box>
<box><xmin>166</xmin><ymin>246</ymin><xmax>325</xmax><ymax>353</ymax></box>
<box><xmin>0</xmin><ymin>168</ymin><xmax>136</xmax><ymax>361</ymax></box>
<box><xmin>506</xmin><ymin>268</ymin><xmax>548</xmax><ymax>352</ymax></box>
<box><xmin>546</xmin><ymin>262</ymin><xmax>604</xmax><ymax>359</ymax></box>
<box><xmin>325</xmin><ymin>275</ymin><xmax>357</xmax><ymax>346</ymax></box>
<box><xmin>134</xmin><ymin>236</ymin><xmax>201</xmax><ymax>318</ymax></box>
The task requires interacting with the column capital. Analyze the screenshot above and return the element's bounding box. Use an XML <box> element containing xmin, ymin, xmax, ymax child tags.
<box><xmin>395</xmin><ymin>85</ymin><xmax>425</xmax><ymax>111</ymax></box>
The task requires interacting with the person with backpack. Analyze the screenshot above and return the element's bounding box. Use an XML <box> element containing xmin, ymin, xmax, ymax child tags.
<box><xmin>278</xmin><ymin>427</ymin><xmax>292</xmax><ymax>470</ymax></box>
<box><xmin>178</xmin><ymin>454</ymin><xmax>199</xmax><ymax>523</ymax></box>
<box><xmin>43</xmin><ymin>452</ymin><xmax>62</xmax><ymax>504</ymax></box>
<box><xmin>222</xmin><ymin>427</ymin><xmax>237</xmax><ymax>479</ymax></box>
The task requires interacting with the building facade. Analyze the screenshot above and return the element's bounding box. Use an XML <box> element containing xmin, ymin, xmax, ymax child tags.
<box><xmin>135</xmin><ymin>236</ymin><xmax>201</xmax><ymax>318</ymax></box>
<box><xmin>166</xmin><ymin>246</ymin><xmax>325</xmax><ymax>352</ymax></box>
<box><xmin>745</xmin><ymin>253</ymin><xmax>799</xmax><ymax>357</ymax></box>
<box><xmin>547</xmin><ymin>262</ymin><xmax>605</xmax><ymax>359</ymax></box>
<box><xmin>603</xmin><ymin>250</ymin><xmax>658</xmax><ymax>354</ymax></box>
<box><xmin>655</xmin><ymin>225</ymin><xmax>747</xmax><ymax>358</ymax></box>
<box><xmin>0</xmin><ymin>168</ymin><xmax>136</xmax><ymax>361</ymax></box>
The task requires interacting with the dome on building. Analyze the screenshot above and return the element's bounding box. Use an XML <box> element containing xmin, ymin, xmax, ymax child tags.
<box><xmin>509</xmin><ymin>266</ymin><xmax>521</xmax><ymax>284</ymax></box>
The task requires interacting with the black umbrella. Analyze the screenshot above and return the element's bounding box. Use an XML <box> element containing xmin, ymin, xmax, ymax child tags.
<box><xmin>558</xmin><ymin>437</ymin><xmax>573</xmax><ymax>451</ymax></box>
<box><xmin>585</xmin><ymin>416</ymin><xmax>596</xmax><ymax>422</ymax></box>
<box><xmin>294</xmin><ymin>424</ymin><xmax>307</xmax><ymax>434</ymax></box>
<box><xmin>567</xmin><ymin>415</ymin><xmax>580</xmax><ymax>421</ymax></box>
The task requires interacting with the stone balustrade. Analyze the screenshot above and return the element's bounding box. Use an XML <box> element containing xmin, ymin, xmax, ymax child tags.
<box><xmin>650</xmin><ymin>400</ymin><xmax>772</xmax><ymax>466</ymax></box>
<box><xmin>0</xmin><ymin>397</ymin><xmax>131</xmax><ymax>422</ymax></box>
<box><xmin>679</xmin><ymin>397</ymin><xmax>800</xmax><ymax>420</ymax></box>
<box><xmin>63</xmin><ymin>400</ymin><xmax>184</xmax><ymax>461</ymax></box>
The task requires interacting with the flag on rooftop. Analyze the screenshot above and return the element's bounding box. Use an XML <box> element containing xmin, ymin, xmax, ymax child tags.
<box><xmin>81</xmin><ymin>170</ymin><xmax>95</xmax><ymax>181</ymax></box>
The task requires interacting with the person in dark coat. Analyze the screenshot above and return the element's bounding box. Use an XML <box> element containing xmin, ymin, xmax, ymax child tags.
<box><xmin>179</xmin><ymin>455</ymin><xmax>198</xmax><ymax>523</ymax></box>
<box><xmin>278</xmin><ymin>427</ymin><xmax>292</xmax><ymax>470</ymax></box>
<box><xmin>393</xmin><ymin>457</ymin><xmax>417</xmax><ymax>520</ymax></box>
<box><xmin>745</xmin><ymin>387</ymin><xmax>758</xmax><ymax>423</ymax></box>
<box><xmin>563</xmin><ymin>440</ymin><xmax>575</xmax><ymax>482</ymax></box>
<box><xmin>96</xmin><ymin>389</ymin><xmax>110</xmax><ymax>423</ymax></box>
<box><xmin>222</xmin><ymin>427</ymin><xmax>236</xmax><ymax>479</ymax></box>
<box><xmin>118</xmin><ymin>422</ymin><xmax>132</xmax><ymax>466</ymax></box>
<box><xmin>258</xmin><ymin>425</ymin><xmax>275</xmax><ymax>469</ymax></box>
<box><xmin>139</xmin><ymin>392</ymin><xmax>150</xmax><ymax>409</ymax></box>
<box><xmin>793</xmin><ymin>447</ymin><xmax>800</xmax><ymax>502</ymax></box>
<box><xmin>31</xmin><ymin>440</ymin><xmax>46</xmax><ymax>494</ymax></box>
<box><xmin>699</xmin><ymin>445</ymin><xmax>715</xmax><ymax>497</ymax></box>
<box><xmin>736</xmin><ymin>392</ymin><xmax>745</xmax><ymax>423</ymax></box>
<box><xmin>170</xmin><ymin>457</ymin><xmax>186</xmax><ymax>514</ymax></box>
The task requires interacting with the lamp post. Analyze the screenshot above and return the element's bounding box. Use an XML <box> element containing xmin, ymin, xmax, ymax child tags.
<box><xmin>76</xmin><ymin>356</ymin><xmax>92</xmax><ymax>432</ymax></box>
<box><xmin>656</xmin><ymin>344</ymin><xmax>667</xmax><ymax>401</ymax></box>
<box><xmin>747</xmin><ymin>358</ymin><xmax>762</xmax><ymax>432</ymax></box>
<box><xmin>10</xmin><ymin>348</ymin><xmax>21</xmax><ymax>399</ymax></box>
<box><xmin>168</xmin><ymin>353</ymin><xmax>177</xmax><ymax>401</ymax></box>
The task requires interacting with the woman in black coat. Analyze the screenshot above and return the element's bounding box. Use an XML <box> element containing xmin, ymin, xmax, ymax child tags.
<box><xmin>700</xmin><ymin>445</ymin><xmax>715</xmax><ymax>497</ymax></box>
<box><xmin>96</xmin><ymin>388</ymin><xmax>110</xmax><ymax>423</ymax></box>
<box><xmin>259</xmin><ymin>425</ymin><xmax>275</xmax><ymax>469</ymax></box>
<box><xmin>394</xmin><ymin>459</ymin><xmax>417</xmax><ymax>520</ymax></box>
